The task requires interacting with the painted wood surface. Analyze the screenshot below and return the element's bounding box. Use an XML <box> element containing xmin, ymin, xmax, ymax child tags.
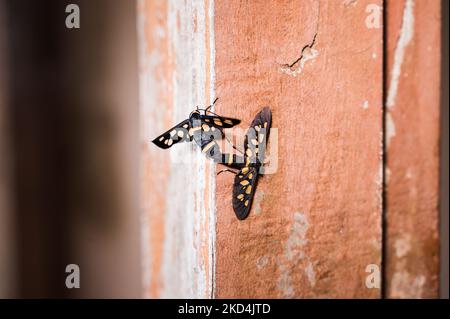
<box><xmin>213</xmin><ymin>0</ymin><xmax>383</xmax><ymax>298</ymax></box>
<box><xmin>385</xmin><ymin>0</ymin><xmax>441</xmax><ymax>299</ymax></box>
<box><xmin>138</xmin><ymin>0</ymin><xmax>216</xmax><ymax>298</ymax></box>
<box><xmin>138</xmin><ymin>0</ymin><xmax>442</xmax><ymax>298</ymax></box>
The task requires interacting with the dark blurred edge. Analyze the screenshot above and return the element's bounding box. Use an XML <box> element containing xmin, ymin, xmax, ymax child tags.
<box><xmin>0</xmin><ymin>0</ymin><xmax>16</xmax><ymax>299</ymax></box>
<box><xmin>440</xmin><ymin>0</ymin><xmax>449</xmax><ymax>300</ymax></box>
<box><xmin>1</xmin><ymin>0</ymin><xmax>141</xmax><ymax>298</ymax></box>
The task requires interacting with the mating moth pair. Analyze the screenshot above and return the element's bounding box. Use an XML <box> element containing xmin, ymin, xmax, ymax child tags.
<box><xmin>152</xmin><ymin>99</ymin><xmax>271</xmax><ymax>220</ymax></box>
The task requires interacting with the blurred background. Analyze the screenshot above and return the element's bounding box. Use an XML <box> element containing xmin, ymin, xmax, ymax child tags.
<box><xmin>0</xmin><ymin>0</ymin><xmax>448</xmax><ymax>298</ymax></box>
<box><xmin>0</xmin><ymin>0</ymin><xmax>141</xmax><ymax>298</ymax></box>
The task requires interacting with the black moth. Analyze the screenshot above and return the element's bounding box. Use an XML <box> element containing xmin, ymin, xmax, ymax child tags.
<box><xmin>151</xmin><ymin>98</ymin><xmax>241</xmax><ymax>158</ymax></box>
<box><xmin>218</xmin><ymin>107</ymin><xmax>272</xmax><ymax>220</ymax></box>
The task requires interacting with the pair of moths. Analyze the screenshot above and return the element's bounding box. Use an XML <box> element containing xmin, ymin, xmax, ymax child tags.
<box><xmin>152</xmin><ymin>102</ymin><xmax>271</xmax><ymax>220</ymax></box>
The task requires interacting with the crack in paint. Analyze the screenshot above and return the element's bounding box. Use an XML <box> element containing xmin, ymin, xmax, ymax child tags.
<box><xmin>279</xmin><ymin>1</ymin><xmax>320</xmax><ymax>77</ymax></box>
<box><xmin>280</xmin><ymin>32</ymin><xmax>319</xmax><ymax>77</ymax></box>
<box><xmin>286</xmin><ymin>32</ymin><xmax>318</xmax><ymax>69</ymax></box>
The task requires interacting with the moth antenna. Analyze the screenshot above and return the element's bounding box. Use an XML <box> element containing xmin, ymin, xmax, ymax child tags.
<box><xmin>205</xmin><ymin>97</ymin><xmax>219</xmax><ymax>112</ymax></box>
<box><xmin>217</xmin><ymin>168</ymin><xmax>238</xmax><ymax>176</ymax></box>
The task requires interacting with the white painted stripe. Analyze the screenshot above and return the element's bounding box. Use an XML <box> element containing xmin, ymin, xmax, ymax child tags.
<box><xmin>159</xmin><ymin>0</ymin><xmax>215</xmax><ymax>299</ymax></box>
<box><xmin>207</xmin><ymin>0</ymin><xmax>217</xmax><ymax>299</ymax></box>
<box><xmin>386</xmin><ymin>0</ymin><xmax>415</xmax><ymax>109</ymax></box>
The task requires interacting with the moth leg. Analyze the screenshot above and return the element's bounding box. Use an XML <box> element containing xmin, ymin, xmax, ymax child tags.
<box><xmin>224</xmin><ymin>134</ymin><xmax>245</xmax><ymax>155</ymax></box>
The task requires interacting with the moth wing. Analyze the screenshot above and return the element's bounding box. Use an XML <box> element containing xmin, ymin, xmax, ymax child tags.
<box><xmin>244</xmin><ymin>107</ymin><xmax>272</xmax><ymax>166</ymax></box>
<box><xmin>151</xmin><ymin>119</ymin><xmax>192</xmax><ymax>149</ymax></box>
<box><xmin>232</xmin><ymin>166</ymin><xmax>259</xmax><ymax>220</ymax></box>
<box><xmin>201</xmin><ymin>115</ymin><xmax>241</xmax><ymax>129</ymax></box>
<box><xmin>190</xmin><ymin>118</ymin><xmax>224</xmax><ymax>151</ymax></box>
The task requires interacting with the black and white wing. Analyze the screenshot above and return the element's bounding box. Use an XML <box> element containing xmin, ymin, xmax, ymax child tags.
<box><xmin>200</xmin><ymin>114</ymin><xmax>241</xmax><ymax>129</ymax></box>
<box><xmin>244</xmin><ymin>107</ymin><xmax>272</xmax><ymax>167</ymax></box>
<box><xmin>232</xmin><ymin>166</ymin><xmax>259</xmax><ymax>220</ymax></box>
<box><xmin>151</xmin><ymin>119</ymin><xmax>192</xmax><ymax>149</ymax></box>
<box><xmin>231</xmin><ymin>107</ymin><xmax>271</xmax><ymax>219</ymax></box>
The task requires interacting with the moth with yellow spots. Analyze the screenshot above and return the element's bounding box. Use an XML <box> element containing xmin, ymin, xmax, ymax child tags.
<box><xmin>151</xmin><ymin>98</ymin><xmax>241</xmax><ymax>156</ymax></box>
<box><xmin>217</xmin><ymin>107</ymin><xmax>272</xmax><ymax>220</ymax></box>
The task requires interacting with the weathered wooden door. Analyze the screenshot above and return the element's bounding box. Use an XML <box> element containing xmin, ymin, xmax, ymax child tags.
<box><xmin>138</xmin><ymin>0</ymin><xmax>441</xmax><ymax>298</ymax></box>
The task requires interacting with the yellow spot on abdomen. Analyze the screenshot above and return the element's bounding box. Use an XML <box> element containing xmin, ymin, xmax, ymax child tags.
<box><xmin>202</xmin><ymin>141</ymin><xmax>215</xmax><ymax>153</ymax></box>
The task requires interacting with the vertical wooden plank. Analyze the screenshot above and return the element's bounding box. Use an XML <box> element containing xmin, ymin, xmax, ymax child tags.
<box><xmin>440</xmin><ymin>0</ymin><xmax>449</xmax><ymax>299</ymax></box>
<box><xmin>214</xmin><ymin>0</ymin><xmax>383</xmax><ymax>298</ymax></box>
<box><xmin>385</xmin><ymin>0</ymin><xmax>440</xmax><ymax>298</ymax></box>
<box><xmin>138</xmin><ymin>0</ymin><xmax>216</xmax><ymax>298</ymax></box>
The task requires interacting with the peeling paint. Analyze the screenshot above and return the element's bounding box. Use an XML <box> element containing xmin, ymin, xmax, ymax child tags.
<box><xmin>280</xmin><ymin>2</ymin><xmax>320</xmax><ymax>78</ymax></box>
<box><xmin>280</xmin><ymin>47</ymin><xmax>319</xmax><ymax>77</ymax></box>
<box><xmin>386</xmin><ymin>111</ymin><xmax>396</xmax><ymax>149</ymax></box>
<box><xmin>384</xmin><ymin>0</ymin><xmax>440</xmax><ymax>299</ymax></box>
<box><xmin>277</xmin><ymin>212</ymin><xmax>316</xmax><ymax>297</ymax></box>
<box><xmin>256</xmin><ymin>256</ymin><xmax>269</xmax><ymax>270</ymax></box>
<box><xmin>391</xmin><ymin>233</ymin><xmax>425</xmax><ymax>298</ymax></box>
<box><xmin>405</xmin><ymin>167</ymin><xmax>413</xmax><ymax>179</ymax></box>
<box><xmin>161</xmin><ymin>0</ymin><xmax>216</xmax><ymax>299</ymax></box>
<box><xmin>394</xmin><ymin>233</ymin><xmax>411</xmax><ymax>258</ymax></box>
<box><xmin>386</xmin><ymin>167</ymin><xmax>391</xmax><ymax>184</ymax></box>
<box><xmin>139</xmin><ymin>0</ymin><xmax>216</xmax><ymax>299</ymax></box>
<box><xmin>386</xmin><ymin>0</ymin><xmax>415</xmax><ymax>109</ymax></box>
<box><xmin>391</xmin><ymin>271</ymin><xmax>426</xmax><ymax>298</ymax></box>
<box><xmin>252</xmin><ymin>191</ymin><xmax>265</xmax><ymax>215</ymax></box>
<box><xmin>285</xmin><ymin>213</ymin><xmax>309</xmax><ymax>260</ymax></box>
<box><xmin>305</xmin><ymin>261</ymin><xmax>316</xmax><ymax>287</ymax></box>
<box><xmin>362</xmin><ymin>100</ymin><xmax>369</xmax><ymax>109</ymax></box>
